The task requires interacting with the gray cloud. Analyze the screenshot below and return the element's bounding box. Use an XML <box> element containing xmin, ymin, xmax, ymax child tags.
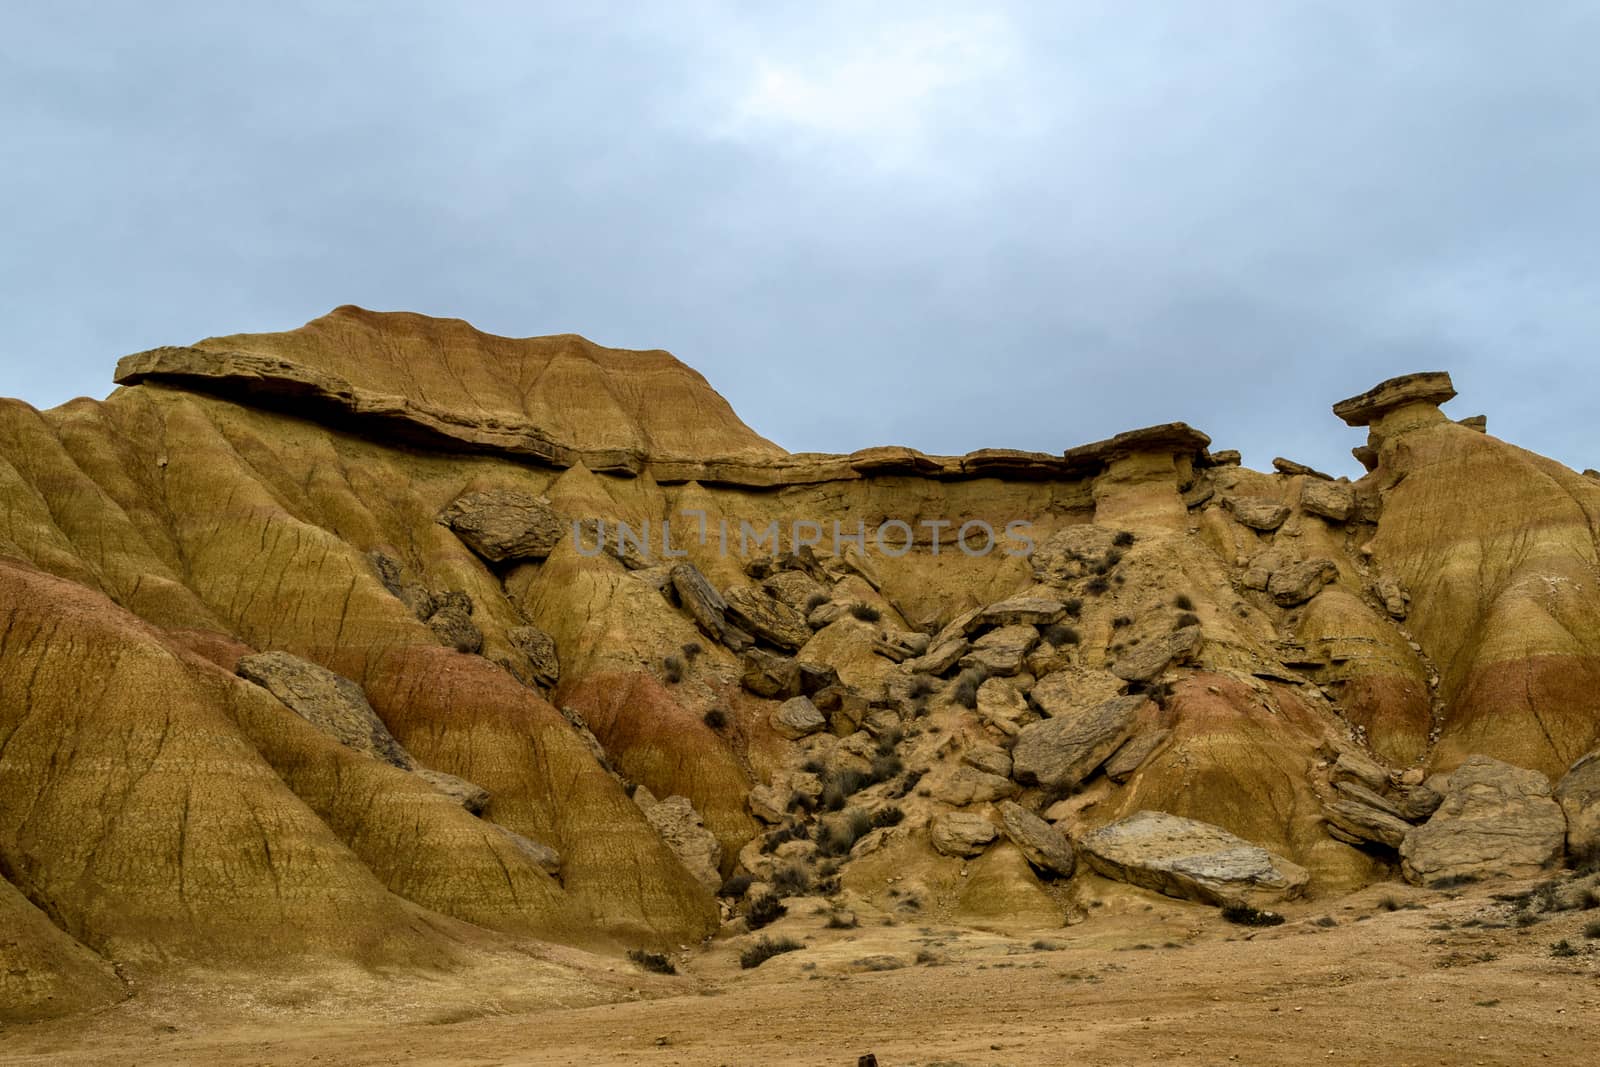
<box><xmin>2</xmin><ymin>1</ymin><xmax>1596</xmax><ymax>476</ymax></box>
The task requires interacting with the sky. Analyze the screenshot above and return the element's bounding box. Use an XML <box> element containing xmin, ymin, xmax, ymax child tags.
<box><xmin>2</xmin><ymin>1</ymin><xmax>1597</xmax><ymax>476</ymax></box>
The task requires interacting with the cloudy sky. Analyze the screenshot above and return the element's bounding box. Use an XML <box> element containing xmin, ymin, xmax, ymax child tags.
<box><xmin>3</xmin><ymin>1</ymin><xmax>1596</xmax><ymax>475</ymax></box>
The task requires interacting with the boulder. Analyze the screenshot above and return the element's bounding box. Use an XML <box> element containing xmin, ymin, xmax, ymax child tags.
<box><xmin>1273</xmin><ymin>457</ymin><xmax>1333</xmax><ymax>480</ymax></box>
<box><xmin>1011</xmin><ymin>695</ymin><xmax>1145</xmax><ymax>790</ymax></box>
<box><xmin>747</xmin><ymin>783</ymin><xmax>791</xmax><ymax>824</ymax></box>
<box><xmin>978</xmin><ymin>596</ymin><xmax>1067</xmax><ymax>628</ymax></box>
<box><xmin>1103</xmin><ymin>728</ymin><xmax>1170</xmax><ymax>782</ymax></box>
<box><xmin>1332</xmin><ymin>779</ymin><xmax>1405</xmax><ymax>820</ymax></box>
<box><xmin>963</xmin><ymin>743</ymin><xmax>1013</xmax><ymax>779</ymax></box>
<box><xmin>1394</xmin><ymin>777</ymin><xmax>1447</xmax><ymax>822</ymax></box>
<box><xmin>1078</xmin><ymin>810</ymin><xmax>1310</xmax><ymax>906</ymax></box>
<box><xmin>494</xmin><ymin>826</ymin><xmax>563</xmax><ymax>877</ymax></box>
<box><xmin>741</xmin><ymin>648</ymin><xmax>803</xmax><ymax>698</ymax></box>
<box><xmin>1322</xmin><ymin>799</ymin><xmax>1411</xmax><ymax>848</ymax></box>
<box><xmin>724</xmin><ymin>585</ymin><xmax>812</xmax><ymax>651</ymax></box>
<box><xmin>930</xmin><ymin>812</ymin><xmax>998</xmax><ymax>857</ymax></box>
<box><xmin>427</xmin><ymin>590</ymin><xmax>484</xmax><ymax>654</ymax></box>
<box><xmin>1111</xmin><ymin>625</ymin><xmax>1202</xmax><ymax>683</ymax></box>
<box><xmin>1399</xmin><ymin>756</ymin><xmax>1566</xmax><ymax>887</ymax></box>
<box><xmin>771</xmin><ymin>696</ymin><xmax>826</xmax><ymax>740</ymax></box>
<box><xmin>1241</xmin><ymin>548</ymin><xmax>1293</xmax><ymax>591</ymax></box>
<box><xmin>415</xmin><ymin>768</ymin><xmax>491</xmax><ymax>814</ymax></box>
<box><xmin>904</xmin><ymin>639</ymin><xmax>967</xmax><ymax>675</ymax></box>
<box><xmin>508</xmin><ymin>625</ymin><xmax>560</xmax><ymax>686</ymax></box>
<box><xmin>671</xmin><ymin>563</ymin><xmax>753</xmax><ymax>650</ymax></box>
<box><xmin>1374</xmin><ymin>576</ymin><xmax>1411</xmax><ymax>619</ymax></box>
<box><xmin>368</xmin><ymin>550</ymin><xmax>436</xmax><ymax>620</ymax></box>
<box><xmin>1555</xmin><ymin>749</ymin><xmax>1600</xmax><ymax>863</ymax></box>
<box><xmin>237</xmin><ymin>651</ymin><xmax>414</xmax><ymax>769</ymax></box>
<box><xmin>1029</xmin><ymin>526</ymin><xmax>1121</xmax><ymax>583</ymax></box>
<box><xmin>439</xmin><ymin>488</ymin><xmax>564</xmax><ymax>562</ymax></box>
<box><xmin>1299</xmin><ymin>479</ymin><xmax>1354</xmax><ymax>522</ymax></box>
<box><xmin>1226</xmin><ymin>497</ymin><xmax>1290</xmax><ymax>531</ymax></box>
<box><xmin>1330</xmin><ymin>750</ymin><xmax>1390</xmax><ymax>793</ymax></box>
<box><xmin>934</xmin><ymin>766</ymin><xmax>1020</xmax><ymax>806</ymax></box>
<box><xmin>761</xmin><ymin>569</ymin><xmax>829</xmax><ymax>614</ymax></box>
<box><xmin>640</xmin><ymin>795</ymin><xmax>723</xmax><ymax>893</ymax></box>
<box><xmin>975</xmin><ymin>677</ymin><xmax>1032</xmax><ymax>735</ymax></box>
<box><xmin>1333</xmin><ymin>371</ymin><xmax>1457</xmax><ymax>426</ymax></box>
<box><xmin>997</xmin><ymin>800</ymin><xmax>1076</xmax><ymax>878</ymax></box>
<box><xmin>1268</xmin><ymin>559</ymin><xmax>1340</xmax><ymax>606</ymax></box>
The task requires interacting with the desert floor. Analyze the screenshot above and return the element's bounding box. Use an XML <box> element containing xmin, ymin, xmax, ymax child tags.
<box><xmin>4</xmin><ymin>878</ymin><xmax>1598</xmax><ymax>1067</ymax></box>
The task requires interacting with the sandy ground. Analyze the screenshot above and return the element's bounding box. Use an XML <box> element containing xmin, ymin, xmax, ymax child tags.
<box><xmin>3</xmin><ymin>879</ymin><xmax>1598</xmax><ymax>1067</ymax></box>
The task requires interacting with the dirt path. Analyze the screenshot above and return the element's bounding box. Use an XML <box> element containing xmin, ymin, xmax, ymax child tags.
<box><xmin>4</xmin><ymin>883</ymin><xmax>1597</xmax><ymax>1066</ymax></box>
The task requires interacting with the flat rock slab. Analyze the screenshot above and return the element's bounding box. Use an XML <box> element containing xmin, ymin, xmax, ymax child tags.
<box><xmin>1556</xmin><ymin>748</ymin><xmax>1600</xmax><ymax>860</ymax></box>
<box><xmin>1268</xmin><ymin>559</ymin><xmax>1339</xmax><ymax>606</ymax></box>
<box><xmin>1079</xmin><ymin>810</ymin><xmax>1310</xmax><ymax>906</ymax></box>
<box><xmin>771</xmin><ymin>695</ymin><xmax>826</xmax><ymax>739</ymax></box>
<box><xmin>1401</xmin><ymin>755</ymin><xmax>1566</xmax><ymax>887</ymax></box>
<box><xmin>1226</xmin><ymin>497</ymin><xmax>1290</xmax><ymax>531</ymax></box>
<box><xmin>1333</xmin><ymin>371</ymin><xmax>1457</xmax><ymax>426</ymax></box>
<box><xmin>978</xmin><ymin>596</ymin><xmax>1066</xmax><ymax>628</ymax></box>
<box><xmin>439</xmin><ymin>488</ymin><xmax>564</xmax><ymax>562</ymax></box>
<box><xmin>1011</xmin><ymin>695</ymin><xmax>1145</xmax><ymax>790</ymax></box>
<box><xmin>238</xmin><ymin>651</ymin><xmax>415</xmax><ymax>769</ymax></box>
<box><xmin>671</xmin><ymin>563</ymin><xmax>752</xmax><ymax>651</ymax></box>
<box><xmin>724</xmin><ymin>585</ymin><xmax>811</xmax><ymax>651</ymax></box>
<box><xmin>1112</xmin><ymin>626</ymin><xmax>1202</xmax><ymax>683</ymax></box>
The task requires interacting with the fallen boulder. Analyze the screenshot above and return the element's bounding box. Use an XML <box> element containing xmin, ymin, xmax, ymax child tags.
<box><xmin>1078</xmin><ymin>810</ymin><xmax>1310</xmax><ymax>905</ymax></box>
<box><xmin>930</xmin><ymin>812</ymin><xmax>998</xmax><ymax>857</ymax></box>
<box><xmin>997</xmin><ymin>800</ymin><xmax>1076</xmax><ymax>878</ymax></box>
<box><xmin>1400</xmin><ymin>756</ymin><xmax>1566</xmax><ymax>887</ymax></box>
<box><xmin>1011</xmin><ymin>695</ymin><xmax>1144</xmax><ymax>790</ymax></box>
<box><xmin>439</xmin><ymin>488</ymin><xmax>564</xmax><ymax>562</ymax></box>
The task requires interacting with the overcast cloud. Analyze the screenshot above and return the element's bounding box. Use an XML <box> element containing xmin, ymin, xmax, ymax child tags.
<box><xmin>2</xmin><ymin>1</ymin><xmax>1596</xmax><ymax>475</ymax></box>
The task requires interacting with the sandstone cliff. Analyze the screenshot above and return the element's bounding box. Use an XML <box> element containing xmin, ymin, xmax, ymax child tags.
<box><xmin>2</xmin><ymin>308</ymin><xmax>1595</xmax><ymax>1022</ymax></box>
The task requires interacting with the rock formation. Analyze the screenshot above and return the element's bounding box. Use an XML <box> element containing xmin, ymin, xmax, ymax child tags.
<box><xmin>3</xmin><ymin>308</ymin><xmax>1598</xmax><ymax>1022</ymax></box>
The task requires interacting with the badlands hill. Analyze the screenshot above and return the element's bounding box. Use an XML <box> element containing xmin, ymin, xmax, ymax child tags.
<box><xmin>2</xmin><ymin>306</ymin><xmax>1598</xmax><ymax>1026</ymax></box>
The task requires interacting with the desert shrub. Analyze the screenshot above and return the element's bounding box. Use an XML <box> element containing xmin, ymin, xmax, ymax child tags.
<box><xmin>771</xmin><ymin>862</ymin><xmax>813</xmax><ymax>898</ymax></box>
<box><xmin>1551</xmin><ymin>939</ymin><xmax>1580</xmax><ymax>958</ymax></box>
<box><xmin>662</xmin><ymin>654</ymin><xmax>685</xmax><ymax>684</ymax></box>
<box><xmin>703</xmin><ymin>708</ymin><xmax>728</xmax><ymax>730</ymax></box>
<box><xmin>1221</xmin><ymin>903</ymin><xmax>1284</xmax><ymax>927</ymax></box>
<box><xmin>887</xmin><ymin>766</ymin><xmax>926</xmax><ymax>799</ymax></box>
<box><xmin>875</xmin><ymin>727</ymin><xmax>903</xmax><ymax>755</ymax></box>
<box><xmin>822</xmin><ymin>768</ymin><xmax>871</xmax><ymax>811</ymax></box>
<box><xmin>870</xmin><ymin>805</ymin><xmax>905</xmax><ymax>829</ymax></box>
<box><xmin>825</xmin><ymin>911</ymin><xmax>859</xmax><ymax>929</ymax></box>
<box><xmin>1313</xmin><ymin>916</ymin><xmax>1338</xmax><ymax>928</ymax></box>
<box><xmin>1091</xmin><ymin>558</ymin><xmax>1113</xmax><ymax>576</ymax></box>
<box><xmin>804</xmin><ymin>592</ymin><xmax>829</xmax><ymax>613</ymax></box>
<box><xmin>849</xmin><ymin>602</ymin><xmax>882</xmax><ymax>623</ymax></box>
<box><xmin>1580</xmin><ymin>888</ymin><xmax>1600</xmax><ymax>911</ymax></box>
<box><xmin>1433</xmin><ymin>873</ymin><xmax>1480</xmax><ymax>889</ymax></box>
<box><xmin>761</xmin><ymin>824</ymin><xmax>810</xmax><ymax>854</ymax></box>
<box><xmin>1174</xmin><ymin>612</ymin><xmax>1201</xmax><ymax>629</ymax></box>
<box><xmin>1042</xmin><ymin>623</ymin><xmax>1081</xmax><ymax>646</ymax></box>
<box><xmin>747</xmin><ymin>892</ymin><xmax>787</xmax><ymax>930</ymax></box>
<box><xmin>1584</xmin><ymin>919</ymin><xmax>1600</xmax><ymax>939</ymax></box>
<box><xmin>1086</xmin><ymin>577</ymin><xmax>1110</xmax><ymax>595</ymax></box>
<box><xmin>718</xmin><ymin>874</ymin><xmax>753</xmax><ymax>899</ymax></box>
<box><xmin>681</xmin><ymin>641</ymin><xmax>704</xmax><ymax>660</ymax></box>
<box><xmin>1173</xmin><ymin>593</ymin><xmax>1195</xmax><ymax>611</ymax></box>
<box><xmin>908</xmin><ymin>674</ymin><xmax>937</xmax><ymax>699</ymax></box>
<box><xmin>1113</xmin><ymin>530</ymin><xmax>1136</xmax><ymax>547</ymax></box>
<box><xmin>952</xmin><ymin>667</ymin><xmax>988</xmax><ymax>709</ymax></box>
<box><xmin>1112</xmin><ymin>615</ymin><xmax>1133</xmax><ymax>629</ymax></box>
<box><xmin>741</xmin><ymin>935</ymin><xmax>803</xmax><ymax>969</ymax></box>
<box><xmin>871</xmin><ymin>753</ymin><xmax>904</xmax><ymax>783</ymax></box>
<box><xmin>801</xmin><ymin>757</ymin><xmax>826</xmax><ymax>775</ymax></box>
<box><xmin>816</xmin><ymin>808</ymin><xmax>873</xmax><ymax>857</ymax></box>
<box><xmin>1063</xmin><ymin>597</ymin><xmax>1083</xmax><ymax>617</ymax></box>
<box><xmin>914</xmin><ymin>948</ymin><xmax>941</xmax><ymax>965</ymax></box>
<box><xmin>627</xmin><ymin>949</ymin><xmax>677</xmax><ymax>975</ymax></box>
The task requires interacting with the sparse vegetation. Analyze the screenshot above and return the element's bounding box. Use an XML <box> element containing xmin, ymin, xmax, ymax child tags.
<box><xmin>1086</xmin><ymin>577</ymin><xmax>1110</xmax><ymax>595</ymax></box>
<box><xmin>915</xmin><ymin>948</ymin><xmax>941</xmax><ymax>965</ymax></box>
<box><xmin>887</xmin><ymin>766</ymin><xmax>926</xmax><ymax>799</ymax></box>
<box><xmin>760</xmin><ymin>824</ymin><xmax>809</xmax><ymax>854</ymax></box>
<box><xmin>870</xmin><ymin>805</ymin><xmax>905</xmax><ymax>829</ymax></box>
<box><xmin>1313</xmin><ymin>916</ymin><xmax>1338</xmax><ymax>928</ymax></box>
<box><xmin>746</xmin><ymin>892</ymin><xmax>787</xmax><ymax>930</ymax></box>
<box><xmin>1042</xmin><ymin>623</ymin><xmax>1081</xmax><ymax>646</ymax></box>
<box><xmin>718</xmin><ymin>874</ymin><xmax>753</xmax><ymax>899</ymax></box>
<box><xmin>1112</xmin><ymin>615</ymin><xmax>1132</xmax><ymax>629</ymax></box>
<box><xmin>1221</xmin><ymin>903</ymin><xmax>1285</xmax><ymax>927</ymax></box>
<box><xmin>771</xmin><ymin>862</ymin><xmax>813</xmax><ymax>898</ymax></box>
<box><xmin>662</xmin><ymin>654</ymin><xmax>685</xmax><ymax>684</ymax></box>
<box><xmin>870</xmin><ymin>752</ymin><xmax>904</xmax><ymax>783</ymax></box>
<box><xmin>908</xmin><ymin>674</ymin><xmax>937</xmax><ymax>700</ymax></box>
<box><xmin>703</xmin><ymin>707</ymin><xmax>728</xmax><ymax>730</ymax></box>
<box><xmin>1584</xmin><ymin>919</ymin><xmax>1600</xmax><ymax>939</ymax></box>
<box><xmin>1174</xmin><ymin>612</ymin><xmax>1201</xmax><ymax>629</ymax></box>
<box><xmin>1113</xmin><ymin>530</ymin><xmax>1136</xmax><ymax>547</ymax></box>
<box><xmin>627</xmin><ymin>949</ymin><xmax>676</xmax><ymax>975</ymax></box>
<box><xmin>681</xmin><ymin>641</ymin><xmax>704</xmax><ymax>660</ymax></box>
<box><xmin>825</xmin><ymin>911</ymin><xmax>859</xmax><ymax>929</ymax></box>
<box><xmin>1063</xmin><ymin>597</ymin><xmax>1083</xmax><ymax>617</ymax></box>
<box><xmin>952</xmin><ymin>667</ymin><xmax>988</xmax><ymax>709</ymax></box>
<box><xmin>816</xmin><ymin>808</ymin><xmax>872</xmax><ymax>857</ymax></box>
<box><xmin>740</xmin><ymin>935</ymin><xmax>803</xmax><ymax>969</ymax></box>
<box><xmin>849</xmin><ymin>602</ymin><xmax>882</xmax><ymax>623</ymax></box>
<box><xmin>804</xmin><ymin>592</ymin><xmax>829</xmax><ymax>613</ymax></box>
<box><xmin>1174</xmin><ymin>594</ymin><xmax>1195</xmax><ymax>611</ymax></box>
<box><xmin>1433</xmin><ymin>873</ymin><xmax>1480</xmax><ymax>889</ymax></box>
<box><xmin>1551</xmin><ymin>939</ymin><xmax>1580</xmax><ymax>958</ymax></box>
<box><xmin>822</xmin><ymin>767</ymin><xmax>871</xmax><ymax>811</ymax></box>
